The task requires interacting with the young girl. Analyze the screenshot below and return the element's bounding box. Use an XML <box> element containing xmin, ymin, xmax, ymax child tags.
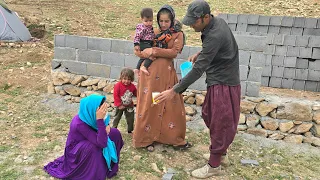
<box><xmin>113</xmin><ymin>68</ymin><xmax>137</xmax><ymax>135</ymax></box>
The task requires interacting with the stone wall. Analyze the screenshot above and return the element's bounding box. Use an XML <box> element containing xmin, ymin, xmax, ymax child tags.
<box><xmin>48</xmin><ymin>70</ymin><xmax>320</xmax><ymax>147</ymax></box>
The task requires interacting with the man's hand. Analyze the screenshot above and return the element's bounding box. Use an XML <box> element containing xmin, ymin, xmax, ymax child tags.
<box><xmin>154</xmin><ymin>89</ymin><xmax>176</xmax><ymax>104</ymax></box>
<box><xmin>96</xmin><ymin>102</ymin><xmax>108</xmax><ymax>120</ymax></box>
<box><xmin>141</xmin><ymin>48</ymin><xmax>153</xmax><ymax>58</ymax></box>
<box><xmin>134</xmin><ymin>45</ymin><xmax>140</xmax><ymax>52</ymax></box>
<box><xmin>188</xmin><ymin>52</ymin><xmax>200</xmax><ymax>64</ymax></box>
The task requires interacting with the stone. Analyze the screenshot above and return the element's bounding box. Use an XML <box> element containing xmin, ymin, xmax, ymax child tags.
<box><xmin>293</xmin><ymin>121</ymin><xmax>303</xmax><ymax>125</ymax></box>
<box><xmin>81</xmin><ymin>78</ymin><xmax>100</xmax><ymax>87</ymax></box>
<box><xmin>106</xmin><ymin>95</ymin><xmax>114</xmax><ymax>103</ymax></box>
<box><xmin>186</xmin><ymin>115</ymin><xmax>192</xmax><ymax>122</ymax></box>
<box><xmin>247</xmin><ymin>128</ymin><xmax>268</xmax><ymax>137</ymax></box>
<box><xmin>294</xmin><ymin>123</ymin><xmax>313</xmax><ymax>134</ymax></box>
<box><xmin>311</xmin><ymin>125</ymin><xmax>320</xmax><ymax>137</ymax></box>
<box><xmin>47</xmin><ymin>83</ymin><xmax>55</xmax><ymax>94</ymax></box>
<box><xmin>52</xmin><ymin>71</ymin><xmax>73</xmax><ymax>85</ymax></box>
<box><xmin>283</xmin><ymin>135</ymin><xmax>303</xmax><ymax>144</ymax></box>
<box><xmin>64</xmin><ymin>95</ymin><xmax>72</xmax><ymax>101</ymax></box>
<box><xmin>270</xmin><ymin>109</ymin><xmax>277</xmax><ymax>118</ymax></box>
<box><xmin>269</xmin><ymin>133</ymin><xmax>284</xmax><ymax>140</ymax></box>
<box><xmin>185</xmin><ymin>97</ymin><xmax>195</xmax><ymax>104</ymax></box>
<box><xmin>133</xmin><ymin>155</ymin><xmax>142</xmax><ymax>161</ymax></box>
<box><xmin>312</xmin><ymin>104</ymin><xmax>320</xmax><ymax>111</ymax></box>
<box><xmin>313</xmin><ymin>111</ymin><xmax>320</xmax><ymax>122</ymax></box>
<box><xmin>239</xmin><ymin>113</ymin><xmax>246</xmax><ymax>124</ymax></box>
<box><xmin>279</xmin><ymin>121</ymin><xmax>295</xmax><ymax>132</ymax></box>
<box><xmin>92</xmin><ymin>85</ymin><xmax>99</xmax><ymax>91</ymax></box>
<box><xmin>260</xmin><ymin>117</ymin><xmax>279</xmax><ymax>131</ymax></box>
<box><xmin>72</xmin><ymin>97</ymin><xmax>81</xmax><ymax>103</ymax></box>
<box><xmin>276</xmin><ymin>103</ymin><xmax>313</xmax><ymax>121</ymax></box>
<box><xmin>87</xmin><ymin>86</ymin><xmax>93</xmax><ymax>90</ymax></box>
<box><xmin>246</xmin><ymin>114</ymin><xmax>260</xmax><ymax>128</ymax></box>
<box><xmin>97</xmin><ymin>79</ymin><xmax>108</xmax><ymax>90</ymax></box>
<box><xmin>103</xmin><ymin>83</ymin><xmax>114</xmax><ymax>93</ymax></box>
<box><xmin>247</xmin><ymin>97</ymin><xmax>265</xmax><ymax>103</ymax></box>
<box><xmin>237</xmin><ymin>124</ymin><xmax>248</xmax><ymax>131</ymax></box>
<box><xmin>303</xmin><ymin>137</ymin><xmax>313</xmax><ymax>144</ymax></box>
<box><xmin>84</xmin><ymin>91</ymin><xmax>100</xmax><ymax>96</ymax></box>
<box><xmin>305</xmin><ymin>132</ymin><xmax>312</xmax><ymax>137</ymax></box>
<box><xmin>201</xmin><ymin>91</ymin><xmax>207</xmax><ymax>96</ymax></box>
<box><xmin>240</xmin><ymin>100</ymin><xmax>257</xmax><ymax>114</ymax></box>
<box><xmin>256</xmin><ymin>102</ymin><xmax>278</xmax><ymax>116</ymax></box>
<box><xmin>71</xmin><ymin>75</ymin><xmax>85</xmax><ymax>85</ymax></box>
<box><xmin>151</xmin><ymin>163</ymin><xmax>161</xmax><ymax>173</ymax></box>
<box><xmin>14</xmin><ymin>155</ymin><xmax>23</xmax><ymax>164</ymax></box>
<box><xmin>185</xmin><ymin>106</ymin><xmax>196</xmax><ymax>116</ymax></box>
<box><xmin>195</xmin><ymin>94</ymin><xmax>205</xmax><ymax>106</ymax></box>
<box><xmin>312</xmin><ymin>137</ymin><xmax>320</xmax><ymax>147</ymax></box>
<box><xmin>63</xmin><ymin>85</ymin><xmax>81</xmax><ymax>96</ymax></box>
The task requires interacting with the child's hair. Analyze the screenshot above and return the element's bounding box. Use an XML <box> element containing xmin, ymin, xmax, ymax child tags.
<box><xmin>140</xmin><ymin>8</ymin><xmax>153</xmax><ymax>19</ymax></box>
<box><xmin>120</xmin><ymin>68</ymin><xmax>134</xmax><ymax>81</ymax></box>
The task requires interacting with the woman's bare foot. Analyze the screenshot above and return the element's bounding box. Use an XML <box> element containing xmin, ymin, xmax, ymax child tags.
<box><xmin>140</xmin><ymin>66</ymin><xmax>150</xmax><ymax>75</ymax></box>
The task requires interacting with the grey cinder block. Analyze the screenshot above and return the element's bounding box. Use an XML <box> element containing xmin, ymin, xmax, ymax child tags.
<box><xmin>290</xmin><ymin>27</ymin><xmax>303</xmax><ymax>36</ymax></box>
<box><xmin>177</xmin><ymin>46</ymin><xmax>190</xmax><ymax>60</ymax></box>
<box><xmin>238</xmin><ymin>14</ymin><xmax>248</xmax><ymax>24</ymax></box>
<box><xmin>284</xmin><ymin>56</ymin><xmax>297</xmax><ymax>68</ymax></box>
<box><xmin>188</xmin><ymin>46</ymin><xmax>202</xmax><ymax>57</ymax></box>
<box><xmin>293</xmin><ymin>80</ymin><xmax>305</xmax><ymax>90</ymax></box>
<box><xmin>87</xmin><ymin>63</ymin><xmax>111</xmax><ymax>78</ymax></box>
<box><xmin>281</xmin><ymin>16</ymin><xmax>294</xmax><ymax>27</ymax></box>
<box><xmin>283</xmin><ymin>35</ymin><xmax>296</xmax><ymax>46</ymax></box>
<box><xmin>275</xmin><ymin>46</ymin><xmax>287</xmax><ymax>56</ymax></box>
<box><xmin>175</xmin><ymin>59</ymin><xmax>187</xmax><ymax>73</ymax></box>
<box><xmin>266</xmin><ymin>34</ymin><xmax>274</xmax><ymax>44</ymax></box>
<box><xmin>305</xmin><ymin>81</ymin><xmax>318</xmax><ymax>92</ymax></box>
<box><xmin>281</xmin><ymin>78</ymin><xmax>294</xmax><ymax>89</ymax></box>
<box><xmin>54</xmin><ymin>35</ymin><xmax>66</xmax><ymax>47</ymax></box>
<box><xmin>239</xmin><ymin>50</ymin><xmax>251</xmax><ymax>65</ymax></box>
<box><xmin>303</xmin><ymin>28</ymin><xmax>320</xmax><ymax>36</ymax></box>
<box><xmin>309</xmin><ymin>37</ymin><xmax>320</xmax><ymax>48</ymax></box>
<box><xmin>217</xmin><ymin>13</ymin><xmax>228</xmax><ymax>22</ymax></box>
<box><xmin>264</xmin><ymin>45</ymin><xmax>276</xmax><ymax>55</ymax></box>
<box><xmin>293</xmin><ymin>17</ymin><xmax>305</xmax><ymax>27</ymax></box>
<box><xmin>88</xmin><ymin>37</ymin><xmax>111</xmax><ymax>52</ymax></box>
<box><xmin>240</xmin><ymin>81</ymin><xmax>247</xmax><ymax>96</ymax></box>
<box><xmin>101</xmin><ymin>52</ymin><xmax>125</xmax><ymax>67</ymax></box>
<box><xmin>247</xmin><ymin>25</ymin><xmax>258</xmax><ymax>33</ymax></box>
<box><xmin>110</xmin><ymin>66</ymin><xmax>124</xmax><ymax>79</ymax></box>
<box><xmin>268</xmin><ymin>26</ymin><xmax>280</xmax><ymax>34</ymax></box>
<box><xmin>309</xmin><ymin>60</ymin><xmax>320</xmax><ymax>70</ymax></box>
<box><xmin>261</xmin><ymin>76</ymin><xmax>270</xmax><ymax>86</ymax></box>
<box><xmin>250</xmin><ymin>52</ymin><xmax>265</xmax><ymax>67</ymax></box>
<box><xmin>283</xmin><ymin>68</ymin><xmax>296</xmax><ymax>79</ymax></box>
<box><xmin>60</xmin><ymin>60</ymin><xmax>87</xmax><ymax>75</ymax></box>
<box><xmin>279</xmin><ymin>27</ymin><xmax>292</xmax><ymax>35</ymax></box>
<box><xmin>296</xmin><ymin>36</ymin><xmax>309</xmax><ymax>47</ymax></box>
<box><xmin>236</xmin><ymin>23</ymin><xmax>248</xmax><ymax>32</ymax></box>
<box><xmin>299</xmin><ymin>47</ymin><xmax>312</xmax><ymax>58</ymax></box>
<box><xmin>312</xmin><ymin>48</ymin><xmax>320</xmax><ymax>59</ymax></box>
<box><xmin>52</xmin><ymin>59</ymin><xmax>61</xmax><ymax>69</ymax></box>
<box><xmin>272</xmin><ymin>66</ymin><xmax>284</xmax><ymax>77</ymax></box>
<box><xmin>78</xmin><ymin>50</ymin><xmax>102</xmax><ymax>63</ymax></box>
<box><xmin>111</xmin><ymin>40</ymin><xmax>134</xmax><ymax>55</ymax></box>
<box><xmin>189</xmin><ymin>77</ymin><xmax>207</xmax><ymax>91</ymax></box>
<box><xmin>273</xmin><ymin>34</ymin><xmax>285</xmax><ymax>45</ymax></box>
<box><xmin>258</xmin><ymin>16</ymin><xmax>270</xmax><ymax>25</ymax></box>
<box><xmin>269</xmin><ymin>77</ymin><xmax>282</xmax><ymax>88</ymax></box>
<box><xmin>124</xmin><ymin>54</ymin><xmax>140</xmax><ymax>69</ymax></box>
<box><xmin>257</xmin><ymin>25</ymin><xmax>268</xmax><ymax>34</ymax></box>
<box><xmin>295</xmin><ymin>69</ymin><xmax>308</xmax><ymax>80</ymax></box>
<box><xmin>246</xmin><ymin>81</ymin><xmax>260</xmax><ymax>97</ymax></box>
<box><xmin>270</xmin><ymin>16</ymin><xmax>283</xmax><ymax>26</ymax></box>
<box><xmin>234</xmin><ymin>34</ymin><xmax>266</xmax><ymax>52</ymax></box>
<box><xmin>54</xmin><ymin>47</ymin><xmax>77</xmax><ymax>60</ymax></box>
<box><xmin>308</xmin><ymin>70</ymin><xmax>320</xmax><ymax>81</ymax></box>
<box><xmin>271</xmin><ymin>55</ymin><xmax>284</xmax><ymax>66</ymax></box>
<box><xmin>296</xmin><ymin>58</ymin><xmax>309</xmax><ymax>69</ymax></box>
<box><xmin>304</xmin><ymin>18</ymin><xmax>318</xmax><ymax>28</ymax></box>
<box><xmin>65</xmin><ymin>35</ymin><xmax>88</xmax><ymax>49</ymax></box>
<box><xmin>248</xmin><ymin>15</ymin><xmax>259</xmax><ymax>24</ymax></box>
<box><xmin>228</xmin><ymin>23</ymin><xmax>237</xmax><ymax>31</ymax></box>
<box><xmin>287</xmin><ymin>46</ymin><xmax>300</xmax><ymax>57</ymax></box>
<box><xmin>265</xmin><ymin>55</ymin><xmax>272</xmax><ymax>65</ymax></box>
<box><xmin>240</xmin><ymin>65</ymin><xmax>249</xmax><ymax>81</ymax></box>
<box><xmin>318</xmin><ymin>19</ymin><xmax>320</xmax><ymax>28</ymax></box>
<box><xmin>262</xmin><ymin>65</ymin><xmax>272</xmax><ymax>76</ymax></box>
<box><xmin>247</xmin><ymin>66</ymin><xmax>263</xmax><ymax>82</ymax></box>
<box><xmin>228</xmin><ymin>14</ymin><xmax>238</xmax><ymax>23</ymax></box>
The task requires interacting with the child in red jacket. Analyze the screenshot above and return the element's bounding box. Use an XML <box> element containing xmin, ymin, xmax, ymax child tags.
<box><xmin>113</xmin><ymin>68</ymin><xmax>137</xmax><ymax>135</ymax></box>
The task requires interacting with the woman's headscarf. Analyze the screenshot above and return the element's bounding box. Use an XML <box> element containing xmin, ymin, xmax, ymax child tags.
<box><xmin>78</xmin><ymin>94</ymin><xmax>118</xmax><ymax>171</ymax></box>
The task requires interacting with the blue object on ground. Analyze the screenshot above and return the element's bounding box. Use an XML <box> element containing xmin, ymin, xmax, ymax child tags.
<box><xmin>180</xmin><ymin>61</ymin><xmax>192</xmax><ymax>78</ymax></box>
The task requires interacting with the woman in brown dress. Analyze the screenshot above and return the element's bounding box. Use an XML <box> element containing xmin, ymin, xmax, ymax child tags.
<box><xmin>133</xmin><ymin>5</ymin><xmax>192</xmax><ymax>152</ymax></box>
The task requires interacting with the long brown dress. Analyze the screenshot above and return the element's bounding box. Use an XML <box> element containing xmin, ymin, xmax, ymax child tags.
<box><xmin>133</xmin><ymin>30</ymin><xmax>187</xmax><ymax>147</ymax></box>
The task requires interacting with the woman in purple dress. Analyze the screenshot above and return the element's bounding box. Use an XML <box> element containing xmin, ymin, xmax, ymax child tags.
<box><xmin>44</xmin><ymin>94</ymin><xmax>124</xmax><ymax>179</ymax></box>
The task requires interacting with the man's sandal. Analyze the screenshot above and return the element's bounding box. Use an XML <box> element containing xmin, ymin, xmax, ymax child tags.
<box><xmin>173</xmin><ymin>142</ymin><xmax>193</xmax><ymax>151</ymax></box>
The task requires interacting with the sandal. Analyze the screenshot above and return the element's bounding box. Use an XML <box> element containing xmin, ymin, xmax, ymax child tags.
<box><xmin>173</xmin><ymin>142</ymin><xmax>193</xmax><ymax>151</ymax></box>
<box><xmin>146</xmin><ymin>144</ymin><xmax>155</xmax><ymax>152</ymax></box>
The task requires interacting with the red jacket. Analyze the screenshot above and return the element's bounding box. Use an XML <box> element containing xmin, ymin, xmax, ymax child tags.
<box><xmin>113</xmin><ymin>82</ymin><xmax>137</xmax><ymax>107</ymax></box>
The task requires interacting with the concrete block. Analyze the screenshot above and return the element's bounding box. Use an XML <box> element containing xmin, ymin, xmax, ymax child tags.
<box><xmin>88</xmin><ymin>37</ymin><xmax>111</xmax><ymax>52</ymax></box>
<box><xmin>309</xmin><ymin>60</ymin><xmax>320</xmax><ymax>70</ymax></box>
<box><xmin>266</xmin><ymin>34</ymin><xmax>274</xmax><ymax>44</ymax></box>
<box><xmin>110</xmin><ymin>66</ymin><xmax>124</xmax><ymax>79</ymax></box>
<box><xmin>217</xmin><ymin>13</ymin><xmax>228</xmax><ymax>22</ymax></box>
<box><xmin>275</xmin><ymin>46</ymin><xmax>287</xmax><ymax>56</ymax></box>
<box><xmin>246</xmin><ymin>81</ymin><xmax>260</xmax><ymax>97</ymax></box>
<box><xmin>272</xmin><ymin>55</ymin><xmax>284</xmax><ymax>66</ymax></box>
<box><xmin>309</xmin><ymin>37</ymin><xmax>320</xmax><ymax>48</ymax></box>
<box><xmin>65</xmin><ymin>35</ymin><xmax>88</xmax><ymax>49</ymax></box>
<box><xmin>250</xmin><ymin>52</ymin><xmax>265</xmax><ymax>66</ymax></box>
<box><xmin>228</xmin><ymin>23</ymin><xmax>237</xmax><ymax>31</ymax></box>
<box><xmin>258</xmin><ymin>16</ymin><xmax>270</xmax><ymax>25</ymax></box>
<box><xmin>262</xmin><ymin>65</ymin><xmax>272</xmax><ymax>76</ymax></box>
<box><xmin>240</xmin><ymin>65</ymin><xmax>249</xmax><ymax>80</ymax></box>
<box><xmin>265</xmin><ymin>55</ymin><xmax>272</xmax><ymax>65</ymax></box>
<box><xmin>293</xmin><ymin>17</ymin><xmax>305</xmax><ymax>27</ymax></box>
<box><xmin>269</xmin><ymin>77</ymin><xmax>282</xmax><ymax>88</ymax></box>
<box><xmin>54</xmin><ymin>35</ymin><xmax>65</xmax><ymax>47</ymax></box>
<box><xmin>272</xmin><ymin>66</ymin><xmax>284</xmax><ymax>77</ymax></box>
<box><xmin>101</xmin><ymin>52</ymin><xmax>125</xmax><ymax>67</ymax></box>
<box><xmin>78</xmin><ymin>50</ymin><xmax>102</xmax><ymax>63</ymax></box>
<box><xmin>283</xmin><ymin>68</ymin><xmax>296</xmax><ymax>79</ymax></box>
<box><xmin>188</xmin><ymin>46</ymin><xmax>202</xmax><ymax>57</ymax></box>
<box><xmin>270</xmin><ymin>16</ymin><xmax>283</xmax><ymax>26</ymax></box>
<box><xmin>60</xmin><ymin>60</ymin><xmax>87</xmax><ymax>75</ymax></box>
<box><xmin>51</xmin><ymin>59</ymin><xmax>61</xmax><ymax>69</ymax></box>
<box><xmin>234</xmin><ymin>34</ymin><xmax>266</xmax><ymax>52</ymax></box>
<box><xmin>318</xmin><ymin>82</ymin><xmax>320</xmax><ymax>92</ymax></box>
<box><xmin>175</xmin><ymin>59</ymin><xmax>187</xmax><ymax>74</ymax></box>
<box><xmin>268</xmin><ymin>26</ymin><xmax>280</xmax><ymax>34</ymax></box>
<box><xmin>257</xmin><ymin>25</ymin><xmax>268</xmax><ymax>34</ymax></box>
<box><xmin>111</xmin><ymin>39</ymin><xmax>134</xmax><ymax>55</ymax></box>
<box><xmin>293</xmin><ymin>80</ymin><xmax>305</xmax><ymax>90</ymax></box>
<box><xmin>248</xmin><ymin>15</ymin><xmax>259</xmax><ymax>24</ymax></box>
<box><xmin>281</xmin><ymin>16</ymin><xmax>294</xmax><ymax>27</ymax></box>
<box><xmin>304</xmin><ymin>18</ymin><xmax>318</xmax><ymax>28</ymax></box>
<box><xmin>264</xmin><ymin>45</ymin><xmax>276</xmax><ymax>55</ymax></box>
<box><xmin>312</xmin><ymin>48</ymin><xmax>320</xmax><ymax>59</ymax></box>
<box><xmin>295</xmin><ymin>69</ymin><xmax>308</xmax><ymax>80</ymax></box>
<box><xmin>236</xmin><ymin>23</ymin><xmax>248</xmax><ymax>32</ymax></box>
<box><xmin>247</xmin><ymin>66</ymin><xmax>263</xmax><ymax>82</ymax></box>
<box><xmin>281</xmin><ymin>78</ymin><xmax>294</xmax><ymax>89</ymax></box>
<box><xmin>284</xmin><ymin>56</ymin><xmax>297</xmax><ymax>68</ymax></box>
<box><xmin>261</xmin><ymin>76</ymin><xmax>270</xmax><ymax>86</ymax></box>
<box><xmin>308</xmin><ymin>70</ymin><xmax>320</xmax><ymax>81</ymax></box>
<box><xmin>87</xmin><ymin>63</ymin><xmax>111</xmax><ymax>78</ymax></box>
<box><xmin>279</xmin><ymin>27</ymin><xmax>292</xmax><ymax>35</ymax></box>
<box><xmin>296</xmin><ymin>58</ymin><xmax>309</xmax><ymax>69</ymax></box>
<box><xmin>283</xmin><ymin>35</ymin><xmax>296</xmax><ymax>46</ymax></box>
<box><xmin>299</xmin><ymin>47</ymin><xmax>312</xmax><ymax>58</ymax></box>
<box><xmin>54</xmin><ymin>47</ymin><xmax>77</xmax><ymax>60</ymax></box>
<box><xmin>228</xmin><ymin>14</ymin><xmax>238</xmax><ymax>23</ymax></box>
<box><xmin>273</xmin><ymin>34</ymin><xmax>285</xmax><ymax>45</ymax></box>
<box><xmin>247</xmin><ymin>25</ymin><xmax>258</xmax><ymax>33</ymax></box>
<box><xmin>189</xmin><ymin>77</ymin><xmax>207</xmax><ymax>91</ymax></box>
<box><xmin>318</xmin><ymin>19</ymin><xmax>320</xmax><ymax>28</ymax></box>
<box><xmin>124</xmin><ymin>54</ymin><xmax>140</xmax><ymax>69</ymax></box>
<box><xmin>303</xmin><ymin>28</ymin><xmax>320</xmax><ymax>36</ymax></box>
<box><xmin>290</xmin><ymin>27</ymin><xmax>303</xmax><ymax>36</ymax></box>
<box><xmin>177</xmin><ymin>46</ymin><xmax>190</xmax><ymax>60</ymax></box>
<box><xmin>305</xmin><ymin>81</ymin><xmax>318</xmax><ymax>92</ymax></box>
<box><xmin>238</xmin><ymin>14</ymin><xmax>248</xmax><ymax>24</ymax></box>
<box><xmin>240</xmin><ymin>81</ymin><xmax>247</xmax><ymax>96</ymax></box>
<box><xmin>296</xmin><ymin>36</ymin><xmax>309</xmax><ymax>47</ymax></box>
<box><xmin>239</xmin><ymin>50</ymin><xmax>251</xmax><ymax>65</ymax></box>
<box><xmin>286</xmin><ymin>46</ymin><xmax>300</xmax><ymax>57</ymax></box>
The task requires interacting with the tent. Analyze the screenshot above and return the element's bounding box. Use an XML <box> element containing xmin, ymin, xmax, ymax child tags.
<box><xmin>0</xmin><ymin>0</ymin><xmax>31</xmax><ymax>41</ymax></box>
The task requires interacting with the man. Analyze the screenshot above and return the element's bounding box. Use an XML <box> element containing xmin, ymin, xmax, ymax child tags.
<box><xmin>154</xmin><ymin>0</ymin><xmax>241</xmax><ymax>178</ymax></box>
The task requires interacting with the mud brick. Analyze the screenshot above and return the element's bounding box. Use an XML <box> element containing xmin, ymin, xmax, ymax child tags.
<box><xmin>296</xmin><ymin>36</ymin><xmax>309</xmax><ymax>47</ymax></box>
<box><xmin>264</xmin><ymin>45</ymin><xmax>276</xmax><ymax>55</ymax></box>
<box><xmin>293</xmin><ymin>17</ymin><xmax>306</xmax><ymax>27</ymax></box>
<box><xmin>283</xmin><ymin>35</ymin><xmax>296</xmax><ymax>46</ymax></box>
<box><xmin>284</xmin><ymin>56</ymin><xmax>297</xmax><ymax>68</ymax></box>
<box><xmin>275</xmin><ymin>46</ymin><xmax>287</xmax><ymax>56</ymax></box>
<box><xmin>270</xmin><ymin>16</ymin><xmax>283</xmax><ymax>26</ymax></box>
<box><xmin>262</xmin><ymin>65</ymin><xmax>272</xmax><ymax>76</ymax></box>
<box><xmin>309</xmin><ymin>36</ymin><xmax>320</xmax><ymax>47</ymax></box>
<box><xmin>293</xmin><ymin>80</ymin><xmax>305</xmax><ymax>90</ymax></box>
<box><xmin>287</xmin><ymin>46</ymin><xmax>300</xmax><ymax>57</ymax></box>
<box><xmin>312</xmin><ymin>48</ymin><xmax>320</xmax><ymax>59</ymax></box>
<box><xmin>273</xmin><ymin>34</ymin><xmax>285</xmax><ymax>45</ymax></box>
<box><xmin>268</xmin><ymin>26</ymin><xmax>280</xmax><ymax>34</ymax></box>
<box><xmin>281</xmin><ymin>78</ymin><xmax>294</xmax><ymax>89</ymax></box>
<box><xmin>299</xmin><ymin>47</ymin><xmax>312</xmax><ymax>58</ymax></box>
<box><xmin>304</xmin><ymin>18</ymin><xmax>318</xmax><ymax>28</ymax></box>
<box><xmin>295</xmin><ymin>69</ymin><xmax>308</xmax><ymax>80</ymax></box>
<box><xmin>248</xmin><ymin>15</ymin><xmax>259</xmax><ymax>24</ymax></box>
<box><xmin>272</xmin><ymin>55</ymin><xmax>284</xmax><ymax>66</ymax></box>
<box><xmin>290</xmin><ymin>27</ymin><xmax>303</xmax><ymax>36</ymax></box>
<box><xmin>308</xmin><ymin>70</ymin><xmax>320</xmax><ymax>81</ymax></box>
<box><xmin>258</xmin><ymin>16</ymin><xmax>270</xmax><ymax>25</ymax></box>
<box><xmin>283</xmin><ymin>68</ymin><xmax>296</xmax><ymax>79</ymax></box>
<box><xmin>281</xmin><ymin>16</ymin><xmax>294</xmax><ymax>27</ymax></box>
<box><xmin>305</xmin><ymin>81</ymin><xmax>318</xmax><ymax>91</ymax></box>
<box><xmin>228</xmin><ymin>14</ymin><xmax>238</xmax><ymax>23</ymax></box>
<box><xmin>257</xmin><ymin>25</ymin><xmax>268</xmax><ymax>33</ymax></box>
<box><xmin>269</xmin><ymin>77</ymin><xmax>282</xmax><ymax>88</ymax></box>
<box><xmin>272</xmin><ymin>66</ymin><xmax>284</xmax><ymax>77</ymax></box>
<box><xmin>279</xmin><ymin>27</ymin><xmax>292</xmax><ymax>35</ymax></box>
<box><xmin>295</xmin><ymin>58</ymin><xmax>309</xmax><ymax>69</ymax></box>
<box><xmin>236</xmin><ymin>23</ymin><xmax>248</xmax><ymax>32</ymax></box>
<box><xmin>261</xmin><ymin>76</ymin><xmax>270</xmax><ymax>87</ymax></box>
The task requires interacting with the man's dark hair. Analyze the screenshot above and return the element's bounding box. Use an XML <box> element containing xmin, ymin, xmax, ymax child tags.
<box><xmin>141</xmin><ymin>8</ymin><xmax>153</xmax><ymax>19</ymax></box>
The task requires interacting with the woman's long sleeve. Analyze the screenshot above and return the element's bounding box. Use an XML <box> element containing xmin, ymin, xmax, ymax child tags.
<box><xmin>152</xmin><ymin>32</ymin><xmax>184</xmax><ymax>59</ymax></box>
<box><xmin>77</xmin><ymin>119</ymin><xmax>108</xmax><ymax>149</ymax></box>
